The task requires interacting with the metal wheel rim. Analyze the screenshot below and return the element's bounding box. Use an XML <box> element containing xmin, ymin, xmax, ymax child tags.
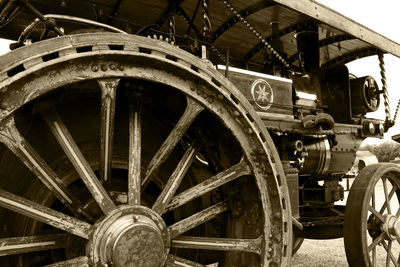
<box><xmin>0</xmin><ymin>33</ymin><xmax>291</xmax><ymax>266</ymax></box>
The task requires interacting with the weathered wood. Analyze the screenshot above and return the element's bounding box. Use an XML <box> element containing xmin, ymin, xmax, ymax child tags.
<box><xmin>271</xmin><ymin>0</ymin><xmax>400</xmax><ymax>57</ymax></box>
<box><xmin>142</xmin><ymin>97</ymin><xmax>203</xmax><ymax>187</ymax></box>
<box><xmin>171</xmin><ymin>235</ymin><xmax>261</xmax><ymax>254</ymax></box>
<box><xmin>367</xmin><ymin>232</ymin><xmax>385</xmax><ymax>253</ymax></box>
<box><xmin>382</xmin><ymin>177</ymin><xmax>392</xmax><ymax>214</ymax></box>
<box><xmin>165</xmin><ymin>158</ymin><xmax>251</xmax><ymax>213</ymax></box>
<box><xmin>42</xmin><ymin>109</ymin><xmax>116</xmax><ymax>215</ymax></box>
<box><xmin>0</xmin><ymin>189</ymin><xmax>92</xmax><ymax>239</ymax></box>
<box><xmin>382</xmin><ymin>240</ymin><xmax>397</xmax><ymax>267</ymax></box>
<box><xmin>152</xmin><ymin>144</ymin><xmax>197</xmax><ymax>214</ymax></box>
<box><xmin>0</xmin><ymin>234</ymin><xmax>66</xmax><ymax>256</ymax></box>
<box><xmin>368</xmin><ymin>205</ymin><xmax>385</xmax><ymax>222</ymax></box>
<box><xmin>98</xmin><ymin>78</ymin><xmax>120</xmax><ymax>184</ymax></box>
<box><xmin>168</xmin><ymin>201</ymin><xmax>227</xmax><ymax>239</ymax></box>
<box><xmin>128</xmin><ymin>102</ymin><xmax>142</xmax><ymax>205</ymax></box>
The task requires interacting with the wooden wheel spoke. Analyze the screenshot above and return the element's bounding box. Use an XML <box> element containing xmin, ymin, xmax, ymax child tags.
<box><xmin>166</xmin><ymin>158</ymin><xmax>251</xmax><ymax>213</ymax></box>
<box><xmin>128</xmin><ymin>103</ymin><xmax>142</xmax><ymax>205</ymax></box>
<box><xmin>43</xmin><ymin>256</ymin><xmax>89</xmax><ymax>267</ymax></box>
<box><xmin>382</xmin><ymin>240</ymin><xmax>399</xmax><ymax>267</ymax></box>
<box><xmin>368</xmin><ymin>232</ymin><xmax>386</xmax><ymax>252</ymax></box>
<box><xmin>372</xmin><ymin>188</ymin><xmax>376</xmax><ymax>209</ymax></box>
<box><xmin>152</xmin><ymin>143</ymin><xmax>197</xmax><ymax>214</ymax></box>
<box><xmin>171</xmin><ymin>235</ymin><xmax>261</xmax><ymax>254</ymax></box>
<box><xmin>0</xmin><ymin>116</ymin><xmax>90</xmax><ymax>220</ymax></box>
<box><xmin>395</xmin><ymin>192</ymin><xmax>400</xmax><ymax>217</ymax></box>
<box><xmin>380</xmin><ymin>186</ymin><xmax>396</xmax><ymax>214</ymax></box>
<box><xmin>0</xmin><ymin>234</ymin><xmax>66</xmax><ymax>256</ymax></box>
<box><xmin>387</xmin><ymin>240</ymin><xmax>392</xmax><ymax>267</ymax></box>
<box><xmin>382</xmin><ymin>178</ymin><xmax>393</xmax><ymax>214</ymax></box>
<box><xmin>372</xmin><ymin>245</ymin><xmax>376</xmax><ymax>267</ymax></box>
<box><xmin>165</xmin><ymin>254</ymin><xmax>206</xmax><ymax>267</ymax></box>
<box><xmin>0</xmin><ymin>189</ymin><xmax>92</xmax><ymax>239</ymax></box>
<box><xmin>42</xmin><ymin>109</ymin><xmax>116</xmax><ymax>215</ymax></box>
<box><xmin>168</xmin><ymin>201</ymin><xmax>227</xmax><ymax>239</ymax></box>
<box><xmin>98</xmin><ymin>78</ymin><xmax>120</xmax><ymax>184</ymax></box>
<box><xmin>142</xmin><ymin>97</ymin><xmax>203</xmax><ymax>187</ymax></box>
<box><xmin>369</xmin><ymin>205</ymin><xmax>385</xmax><ymax>222</ymax></box>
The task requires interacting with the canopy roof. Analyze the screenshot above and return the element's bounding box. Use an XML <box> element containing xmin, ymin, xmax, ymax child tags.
<box><xmin>1</xmin><ymin>0</ymin><xmax>399</xmax><ymax>73</ymax></box>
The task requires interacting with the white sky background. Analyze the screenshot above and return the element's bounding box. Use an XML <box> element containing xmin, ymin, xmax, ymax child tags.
<box><xmin>0</xmin><ymin>1</ymin><xmax>399</xmax><ymax>143</ymax></box>
<box><xmin>317</xmin><ymin>0</ymin><xmax>400</xmax><ymax>144</ymax></box>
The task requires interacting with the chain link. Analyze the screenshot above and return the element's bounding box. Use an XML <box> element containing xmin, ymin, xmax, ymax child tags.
<box><xmin>169</xmin><ymin>15</ymin><xmax>176</xmax><ymax>44</ymax></box>
<box><xmin>175</xmin><ymin>7</ymin><xmax>226</xmax><ymax>63</ymax></box>
<box><xmin>394</xmin><ymin>97</ymin><xmax>400</xmax><ymax>123</ymax></box>
<box><xmin>378</xmin><ymin>53</ymin><xmax>394</xmax><ymax>129</ymax></box>
<box><xmin>223</xmin><ymin>0</ymin><xmax>290</xmax><ymax>69</ymax></box>
<box><xmin>202</xmin><ymin>0</ymin><xmax>211</xmax><ymax>37</ymax></box>
<box><xmin>378</xmin><ymin>52</ymin><xmax>400</xmax><ymax>129</ymax></box>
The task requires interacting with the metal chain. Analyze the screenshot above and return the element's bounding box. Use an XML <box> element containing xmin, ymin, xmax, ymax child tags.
<box><xmin>174</xmin><ymin>7</ymin><xmax>226</xmax><ymax>63</ymax></box>
<box><xmin>378</xmin><ymin>53</ymin><xmax>394</xmax><ymax>130</ymax></box>
<box><xmin>394</xmin><ymin>97</ymin><xmax>400</xmax><ymax>123</ymax></box>
<box><xmin>169</xmin><ymin>15</ymin><xmax>176</xmax><ymax>44</ymax></box>
<box><xmin>209</xmin><ymin>44</ymin><xmax>226</xmax><ymax>63</ymax></box>
<box><xmin>202</xmin><ymin>0</ymin><xmax>211</xmax><ymax>37</ymax></box>
<box><xmin>223</xmin><ymin>0</ymin><xmax>290</xmax><ymax>69</ymax></box>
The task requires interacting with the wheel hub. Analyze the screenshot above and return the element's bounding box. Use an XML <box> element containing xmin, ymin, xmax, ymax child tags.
<box><xmin>382</xmin><ymin>214</ymin><xmax>400</xmax><ymax>240</ymax></box>
<box><xmin>89</xmin><ymin>205</ymin><xmax>170</xmax><ymax>266</ymax></box>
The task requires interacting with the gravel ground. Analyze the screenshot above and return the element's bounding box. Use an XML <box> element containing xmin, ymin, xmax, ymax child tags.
<box><xmin>291</xmin><ymin>238</ymin><xmax>348</xmax><ymax>267</ymax></box>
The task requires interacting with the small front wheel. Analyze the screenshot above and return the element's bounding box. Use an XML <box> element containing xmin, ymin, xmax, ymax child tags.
<box><xmin>344</xmin><ymin>163</ymin><xmax>400</xmax><ymax>266</ymax></box>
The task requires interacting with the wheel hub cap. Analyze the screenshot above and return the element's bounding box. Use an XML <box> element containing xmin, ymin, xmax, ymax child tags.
<box><xmin>89</xmin><ymin>206</ymin><xmax>169</xmax><ymax>266</ymax></box>
<box><xmin>382</xmin><ymin>214</ymin><xmax>400</xmax><ymax>240</ymax></box>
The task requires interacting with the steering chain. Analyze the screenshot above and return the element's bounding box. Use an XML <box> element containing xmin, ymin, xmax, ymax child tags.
<box><xmin>379</xmin><ymin>53</ymin><xmax>400</xmax><ymax>131</ymax></box>
<box><xmin>223</xmin><ymin>0</ymin><xmax>291</xmax><ymax>71</ymax></box>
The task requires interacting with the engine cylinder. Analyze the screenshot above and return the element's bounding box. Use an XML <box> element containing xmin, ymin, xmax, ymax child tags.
<box><xmin>300</xmin><ymin>135</ymin><xmax>362</xmax><ymax>180</ymax></box>
<box><xmin>301</xmin><ymin>136</ymin><xmax>331</xmax><ymax>179</ymax></box>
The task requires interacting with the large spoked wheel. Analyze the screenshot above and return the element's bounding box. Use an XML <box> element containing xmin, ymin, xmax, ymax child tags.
<box><xmin>0</xmin><ymin>33</ymin><xmax>291</xmax><ymax>266</ymax></box>
<box><xmin>344</xmin><ymin>163</ymin><xmax>400</xmax><ymax>266</ymax></box>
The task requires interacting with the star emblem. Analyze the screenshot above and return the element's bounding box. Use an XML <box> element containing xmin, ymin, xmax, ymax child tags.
<box><xmin>256</xmin><ymin>85</ymin><xmax>271</xmax><ymax>103</ymax></box>
<box><xmin>250</xmin><ymin>79</ymin><xmax>273</xmax><ymax>111</ymax></box>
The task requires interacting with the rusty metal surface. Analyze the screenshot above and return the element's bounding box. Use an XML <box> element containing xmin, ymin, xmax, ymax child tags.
<box><xmin>43</xmin><ymin>256</ymin><xmax>89</xmax><ymax>267</ymax></box>
<box><xmin>0</xmin><ymin>188</ymin><xmax>93</xmax><ymax>239</ymax></box>
<box><xmin>0</xmin><ymin>33</ymin><xmax>291</xmax><ymax>266</ymax></box>
<box><xmin>98</xmin><ymin>78</ymin><xmax>119</xmax><ymax>185</ymax></box>
<box><xmin>0</xmin><ymin>234</ymin><xmax>65</xmax><ymax>256</ymax></box>
<box><xmin>42</xmin><ymin>109</ymin><xmax>117</xmax><ymax>215</ymax></box>
<box><xmin>0</xmin><ymin>1</ymin><xmax>393</xmax><ymax>265</ymax></box>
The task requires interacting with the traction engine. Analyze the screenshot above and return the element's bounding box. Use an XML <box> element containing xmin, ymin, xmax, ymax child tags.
<box><xmin>0</xmin><ymin>0</ymin><xmax>398</xmax><ymax>266</ymax></box>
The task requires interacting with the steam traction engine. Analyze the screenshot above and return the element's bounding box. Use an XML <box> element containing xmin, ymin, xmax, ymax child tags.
<box><xmin>0</xmin><ymin>0</ymin><xmax>398</xmax><ymax>266</ymax></box>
